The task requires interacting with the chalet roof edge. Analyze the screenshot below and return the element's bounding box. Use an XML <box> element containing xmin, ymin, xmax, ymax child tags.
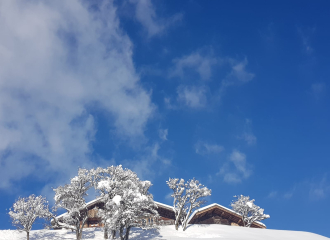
<box><xmin>55</xmin><ymin>197</ymin><xmax>104</xmax><ymax>219</ymax></box>
<box><xmin>154</xmin><ymin>201</ymin><xmax>174</xmax><ymax>211</ymax></box>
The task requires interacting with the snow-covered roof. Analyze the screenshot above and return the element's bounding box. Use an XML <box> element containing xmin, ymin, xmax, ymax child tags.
<box><xmin>55</xmin><ymin>197</ymin><xmax>104</xmax><ymax>219</ymax></box>
<box><xmin>55</xmin><ymin>199</ymin><xmax>174</xmax><ymax>220</ymax></box>
<box><xmin>187</xmin><ymin>203</ymin><xmax>266</xmax><ymax>228</ymax></box>
<box><xmin>55</xmin><ymin>198</ymin><xmax>265</xmax><ymax>228</ymax></box>
<box><xmin>154</xmin><ymin>201</ymin><xmax>174</xmax><ymax>211</ymax></box>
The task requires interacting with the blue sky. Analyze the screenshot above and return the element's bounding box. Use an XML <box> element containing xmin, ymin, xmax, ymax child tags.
<box><xmin>1</xmin><ymin>0</ymin><xmax>330</xmax><ymax>237</ymax></box>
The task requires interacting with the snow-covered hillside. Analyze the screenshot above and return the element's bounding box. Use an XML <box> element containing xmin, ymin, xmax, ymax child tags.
<box><xmin>0</xmin><ymin>225</ymin><xmax>328</xmax><ymax>240</ymax></box>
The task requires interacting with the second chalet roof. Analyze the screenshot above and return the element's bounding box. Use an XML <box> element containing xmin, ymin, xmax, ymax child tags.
<box><xmin>187</xmin><ymin>203</ymin><xmax>266</xmax><ymax>228</ymax></box>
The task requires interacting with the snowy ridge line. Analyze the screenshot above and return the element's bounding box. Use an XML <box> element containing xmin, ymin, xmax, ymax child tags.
<box><xmin>1</xmin><ymin>224</ymin><xmax>328</xmax><ymax>240</ymax></box>
<box><xmin>187</xmin><ymin>203</ymin><xmax>266</xmax><ymax>227</ymax></box>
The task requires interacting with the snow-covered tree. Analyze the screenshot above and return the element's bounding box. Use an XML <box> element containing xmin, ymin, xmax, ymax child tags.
<box><xmin>8</xmin><ymin>195</ymin><xmax>50</xmax><ymax>240</ymax></box>
<box><xmin>167</xmin><ymin>178</ymin><xmax>211</xmax><ymax>231</ymax></box>
<box><xmin>231</xmin><ymin>195</ymin><xmax>270</xmax><ymax>227</ymax></box>
<box><xmin>52</xmin><ymin>168</ymin><xmax>92</xmax><ymax>240</ymax></box>
<box><xmin>90</xmin><ymin>166</ymin><xmax>133</xmax><ymax>239</ymax></box>
<box><xmin>92</xmin><ymin>165</ymin><xmax>158</xmax><ymax>240</ymax></box>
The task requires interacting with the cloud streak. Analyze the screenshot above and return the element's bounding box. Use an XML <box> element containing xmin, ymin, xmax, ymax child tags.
<box><xmin>177</xmin><ymin>85</ymin><xmax>208</xmax><ymax>109</ymax></box>
<box><xmin>0</xmin><ymin>0</ymin><xmax>154</xmax><ymax>189</ymax></box>
<box><xmin>195</xmin><ymin>141</ymin><xmax>224</xmax><ymax>155</ymax></box>
<box><xmin>218</xmin><ymin>150</ymin><xmax>252</xmax><ymax>184</ymax></box>
<box><xmin>129</xmin><ymin>0</ymin><xmax>182</xmax><ymax>38</ymax></box>
<box><xmin>222</xmin><ymin>58</ymin><xmax>255</xmax><ymax>87</ymax></box>
<box><xmin>170</xmin><ymin>50</ymin><xmax>218</xmax><ymax>81</ymax></box>
<box><xmin>167</xmin><ymin>49</ymin><xmax>255</xmax><ymax>110</ymax></box>
<box><xmin>239</xmin><ymin>119</ymin><xmax>257</xmax><ymax>145</ymax></box>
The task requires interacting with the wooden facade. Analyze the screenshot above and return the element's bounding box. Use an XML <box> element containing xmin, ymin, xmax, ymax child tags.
<box><xmin>154</xmin><ymin>202</ymin><xmax>175</xmax><ymax>225</ymax></box>
<box><xmin>82</xmin><ymin>201</ymin><xmax>104</xmax><ymax>228</ymax></box>
<box><xmin>56</xmin><ymin>200</ymin><xmax>266</xmax><ymax>229</ymax></box>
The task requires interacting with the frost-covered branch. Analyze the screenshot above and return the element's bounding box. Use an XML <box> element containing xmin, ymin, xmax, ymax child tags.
<box><xmin>167</xmin><ymin>178</ymin><xmax>211</xmax><ymax>231</ymax></box>
<box><xmin>231</xmin><ymin>195</ymin><xmax>270</xmax><ymax>227</ymax></box>
<box><xmin>8</xmin><ymin>195</ymin><xmax>50</xmax><ymax>240</ymax></box>
<box><xmin>91</xmin><ymin>165</ymin><xmax>158</xmax><ymax>240</ymax></box>
<box><xmin>53</xmin><ymin>168</ymin><xmax>92</xmax><ymax>240</ymax></box>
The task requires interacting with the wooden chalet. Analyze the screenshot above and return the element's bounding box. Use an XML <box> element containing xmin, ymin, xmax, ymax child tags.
<box><xmin>55</xmin><ymin>200</ymin><xmax>266</xmax><ymax>229</ymax></box>
<box><xmin>188</xmin><ymin>203</ymin><xmax>266</xmax><ymax>229</ymax></box>
<box><xmin>153</xmin><ymin>201</ymin><xmax>175</xmax><ymax>225</ymax></box>
<box><xmin>55</xmin><ymin>199</ymin><xmax>176</xmax><ymax>228</ymax></box>
<box><xmin>55</xmin><ymin>198</ymin><xmax>105</xmax><ymax>228</ymax></box>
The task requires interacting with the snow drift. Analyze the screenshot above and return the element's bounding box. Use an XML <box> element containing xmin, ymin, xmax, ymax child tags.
<box><xmin>0</xmin><ymin>224</ymin><xmax>328</xmax><ymax>240</ymax></box>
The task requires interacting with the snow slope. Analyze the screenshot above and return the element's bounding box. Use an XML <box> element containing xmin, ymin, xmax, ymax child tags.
<box><xmin>0</xmin><ymin>225</ymin><xmax>328</xmax><ymax>240</ymax></box>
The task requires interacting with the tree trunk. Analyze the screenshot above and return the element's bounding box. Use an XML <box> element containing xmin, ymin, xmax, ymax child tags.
<box><xmin>104</xmin><ymin>227</ymin><xmax>108</xmax><ymax>239</ymax></box>
<box><xmin>111</xmin><ymin>230</ymin><xmax>116</xmax><ymax>239</ymax></box>
<box><xmin>182</xmin><ymin>206</ymin><xmax>193</xmax><ymax>231</ymax></box>
<box><xmin>175</xmin><ymin>223</ymin><xmax>179</xmax><ymax>230</ymax></box>
<box><xmin>76</xmin><ymin>230</ymin><xmax>83</xmax><ymax>240</ymax></box>
<box><xmin>26</xmin><ymin>231</ymin><xmax>29</xmax><ymax>240</ymax></box>
<box><xmin>242</xmin><ymin>217</ymin><xmax>246</xmax><ymax>227</ymax></box>
<box><xmin>174</xmin><ymin>206</ymin><xmax>184</xmax><ymax>231</ymax></box>
<box><xmin>124</xmin><ymin>226</ymin><xmax>131</xmax><ymax>240</ymax></box>
<box><xmin>174</xmin><ymin>211</ymin><xmax>181</xmax><ymax>230</ymax></box>
<box><xmin>120</xmin><ymin>226</ymin><xmax>124</xmax><ymax>240</ymax></box>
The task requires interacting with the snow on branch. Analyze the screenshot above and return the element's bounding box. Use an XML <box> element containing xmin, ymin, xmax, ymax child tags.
<box><xmin>167</xmin><ymin>178</ymin><xmax>211</xmax><ymax>231</ymax></box>
<box><xmin>52</xmin><ymin>168</ymin><xmax>93</xmax><ymax>240</ymax></box>
<box><xmin>8</xmin><ymin>195</ymin><xmax>50</xmax><ymax>240</ymax></box>
<box><xmin>231</xmin><ymin>195</ymin><xmax>270</xmax><ymax>227</ymax></box>
<box><xmin>90</xmin><ymin>165</ymin><xmax>159</xmax><ymax>240</ymax></box>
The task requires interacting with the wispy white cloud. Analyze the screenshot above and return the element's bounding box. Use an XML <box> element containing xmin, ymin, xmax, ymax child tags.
<box><xmin>164</xmin><ymin>97</ymin><xmax>176</xmax><ymax>110</ymax></box>
<box><xmin>238</xmin><ymin>119</ymin><xmax>257</xmax><ymax>145</ymax></box>
<box><xmin>283</xmin><ymin>191</ymin><xmax>294</xmax><ymax>200</ymax></box>
<box><xmin>129</xmin><ymin>0</ymin><xmax>182</xmax><ymax>38</ymax></box>
<box><xmin>170</xmin><ymin>50</ymin><xmax>218</xmax><ymax>81</ymax></box>
<box><xmin>229</xmin><ymin>150</ymin><xmax>252</xmax><ymax>178</ymax></box>
<box><xmin>222</xmin><ymin>173</ymin><xmax>242</xmax><ymax>184</ymax></box>
<box><xmin>279</xmin><ymin>176</ymin><xmax>330</xmax><ymax>201</ymax></box>
<box><xmin>218</xmin><ymin>150</ymin><xmax>252</xmax><ymax>184</ymax></box>
<box><xmin>0</xmin><ymin>0</ymin><xmax>155</xmax><ymax>189</ymax></box>
<box><xmin>309</xmin><ymin>176</ymin><xmax>330</xmax><ymax>201</ymax></box>
<box><xmin>241</xmin><ymin>132</ymin><xmax>257</xmax><ymax>146</ymax></box>
<box><xmin>166</xmin><ymin>49</ymin><xmax>254</xmax><ymax>111</ymax></box>
<box><xmin>177</xmin><ymin>85</ymin><xmax>208</xmax><ymax>109</ymax></box>
<box><xmin>195</xmin><ymin>141</ymin><xmax>224</xmax><ymax>155</ymax></box>
<box><xmin>267</xmin><ymin>191</ymin><xmax>278</xmax><ymax>198</ymax></box>
<box><xmin>159</xmin><ymin>128</ymin><xmax>168</xmax><ymax>141</ymax></box>
<box><xmin>298</xmin><ymin>27</ymin><xmax>315</xmax><ymax>55</ymax></box>
<box><xmin>165</xmin><ymin>192</ymin><xmax>172</xmax><ymax>201</ymax></box>
<box><xmin>222</xmin><ymin>58</ymin><xmax>255</xmax><ymax>87</ymax></box>
<box><xmin>123</xmin><ymin>142</ymin><xmax>171</xmax><ymax>180</ymax></box>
